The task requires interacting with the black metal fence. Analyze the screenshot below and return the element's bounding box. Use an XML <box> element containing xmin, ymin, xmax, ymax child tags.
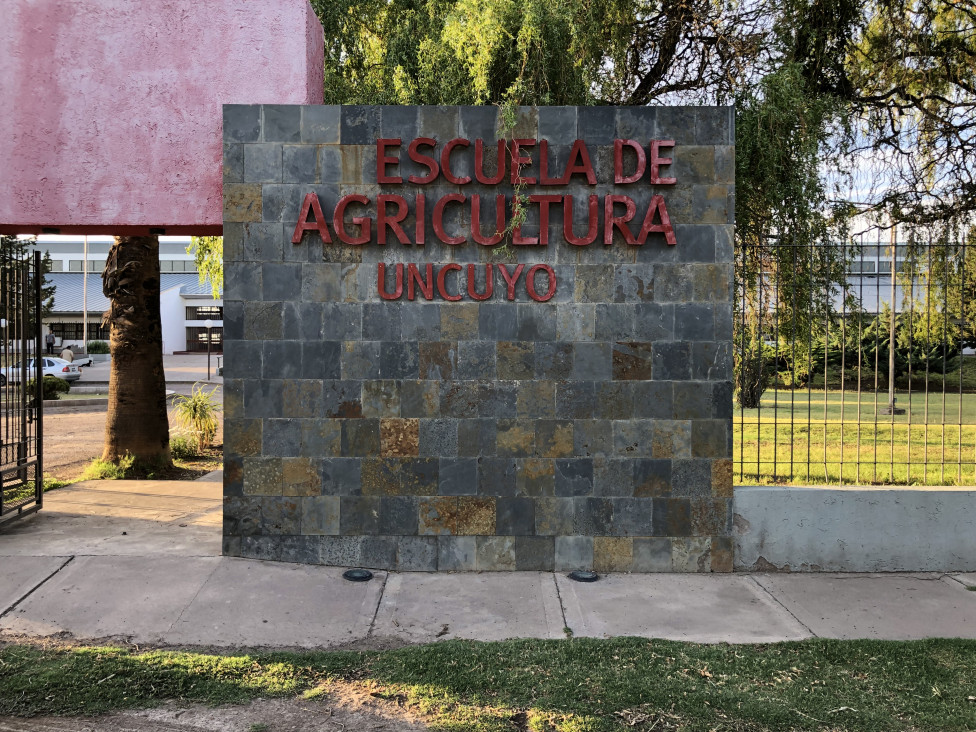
<box><xmin>734</xmin><ymin>233</ymin><xmax>974</xmax><ymax>486</ymax></box>
<box><xmin>0</xmin><ymin>250</ymin><xmax>44</xmax><ymax>523</ymax></box>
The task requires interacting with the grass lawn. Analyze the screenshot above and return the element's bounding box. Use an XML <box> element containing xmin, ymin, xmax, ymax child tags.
<box><xmin>735</xmin><ymin>389</ymin><xmax>976</xmax><ymax>486</ymax></box>
<box><xmin>2</xmin><ymin>639</ymin><xmax>976</xmax><ymax>730</ymax></box>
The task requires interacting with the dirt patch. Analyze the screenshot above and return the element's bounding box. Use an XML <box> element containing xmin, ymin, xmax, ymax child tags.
<box><xmin>41</xmin><ymin>401</ymin><xmax>223</xmax><ymax>482</ymax></box>
<box><xmin>0</xmin><ymin>687</ymin><xmax>431</xmax><ymax>731</ymax></box>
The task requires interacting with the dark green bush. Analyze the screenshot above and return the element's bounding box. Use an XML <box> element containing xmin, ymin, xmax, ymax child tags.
<box><xmin>86</xmin><ymin>340</ymin><xmax>110</xmax><ymax>354</ymax></box>
<box><xmin>27</xmin><ymin>375</ymin><xmax>70</xmax><ymax>400</ymax></box>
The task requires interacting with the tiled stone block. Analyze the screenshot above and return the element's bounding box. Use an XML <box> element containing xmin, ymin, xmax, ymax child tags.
<box><xmin>379</xmin><ymin>496</ymin><xmax>420</xmax><ymax>535</ymax></box>
<box><xmin>339</xmin><ymin>496</ymin><xmax>381</xmax><ymax>535</ymax></box>
<box><xmin>224</xmin><ymin>104</ymin><xmax>261</xmax><ymax>143</ymax></box>
<box><xmin>438</xmin><ymin>536</ymin><xmax>477</xmax><ymax>570</ymax></box>
<box><xmin>397</xmin><ymin>536</ymin><xmax>438</xmax><ymax>571</ymax></box>
<box><xmin>671</xmin><ymin>536</ymin><xmax>712</xmax><ymax>572</ymax></box>
<box><xmin>478</xmin><ymin>457</ymin><xmax>517</xmax><ymax>496</ymax></box>
<box><xmin>517</xmin><ymin>458</ymin><xmax>555</xmax><ymax>497</ymax></box>
<box><xmin>302</xmin><ymin>495</ymin><xmax>339</xmax><ymax>535</ymax></box>
<box><xmin>458</xmin><ymin>496</ymin><xmax>496</xmax><ymax>535</ymax></box>
<box><xmin>438</xmin><ymin>458</ymin><xmax>478</xmax><ymax>495</ymax></box>
<box><xmin>418</xmin><ymin>497</ymin><xmax>458</xmax><ymax>535</ymax></box>
<box><xmin>380</xmin><ymin>418</ymin><xmax>420</xmax><ymax>457</ymax></box>
<box><xmin>301</xmin><ymin>105</ymin><xmax>340</xmax><ymax>143</ymax></box>
<box><xmin>633</xmin><ymin>537</ymin><xmax>672</xmax><ymax>571</ymax></box>
<box><xmin>320</xmin><ymin>458</ymin><xmax>362</xmax><ymax>496</ymax></box>
<box><xmin>476</xmin><ymin>536</ymin><xmax>516</xmax><ymax>570</ymax></box>
<box><xmin>281</xmin><ymin>457</ymin><xmax>320</xmax><ymax>496</ymax></box>
<box><xmin>593</xmin><ymin>536</ymin><xmax>634</xmax><ymax>572</ymax></box>
<box><xmin>515</xmin><ymin>536</ymin><xmax>554</xmax><ymax>570</ymax></box>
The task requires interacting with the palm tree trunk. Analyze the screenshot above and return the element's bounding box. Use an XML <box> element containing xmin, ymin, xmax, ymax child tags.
<box><xmin>101</xmin><ymin>235</ymin><xmax>171</xmax><ymax>466</ymax></box>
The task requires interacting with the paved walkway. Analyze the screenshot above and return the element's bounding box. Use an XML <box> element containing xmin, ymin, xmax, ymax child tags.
<box><xmin>1</xmin><ymin>475</ymin><xmax>975</xmax><ymax>649</ymax></box>
<box><xmin>78</xmin><ymin>353</ymin><xmax>223</xmax><ymax>386</ymax></box>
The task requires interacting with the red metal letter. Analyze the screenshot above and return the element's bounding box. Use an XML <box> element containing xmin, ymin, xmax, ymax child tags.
<box><xmin>407</xmin><ymin>263</ymin><xmax>434</xmax><ymax>300</ymax></box>
<box><xmin>496</xmin><ymin>263</ymin><xmax>525</xmax><ymax>301</ymax></box>
<box><xmin>377</xmin><ymin>195</ymin><xmax>410</xmax><ymax>244</ymax></box>
<box><xmin>560</xmin><ymin>140</ymin><xmax>596</xmax><ymax>185</ymax></box>
<box><xmin>291</xmin><ymin>192</ymin><xmax>333</xmax><ymax>244</ymax></box>
<box><xmin>512</xmin><ymin>196</ymin><xmax>537</xmax><ymax>246</ymax></box>
<box><xmin>441</xmin><ymin>138</ymin><xmax>471</xmax><ymax>185</ymax></box>
<box><xmin>529</xmin><ymin>195</ymin><xmax>562</xmax><ymax>246</ymax></box>
<box><xmin>510</xmin><ymin>139</ymin><xmax>536</xmax><ymax>185</ymax></box>
<box><xmin>333</xmin><ymin>194</ymin><xmax>371</xmax><ymax>245</ymax></box>
<box><xmin>467</xmin><ymin>263</ymin><xmax>494</xmax><ymax>300</ymax></box>
<box><xmin>538</xmin><ymin>140</ymin><xmax>562</xmax><ymax>185</ymax></box>
<box><xmin>470</xmin><ymin>194</ymin><xmax>504</xmax><ymax>246</ymax></box>
<box><xmin>433</xmin><ymin>194</ymin><xmax>466</xmax><ymax>245</ymax></box>
<box><xmin>475</xmin><ymin>139</ymin><xmax>506</xmax><ymax>184</ymax></box>
<box><xmin>526</xmin><ymin>264</ymin><xmax>557</xmax><ymax>302</ymax></box>
<box><xmin>603</xmin><ymin>195</ymin><xmax>637</xmax><ymax>245</ymax></box>
<box><xmin>650</xmin><ymin>140</ymin><xmax>677</xmax><ymax>184</ymax></box>
<box><xmin>415</xmin><ymin>194</ymin><xmax>426</xmax><ymax>245</ymax></box>
<box><xmin>563</xmin><ymin>195</ymin><xmax>598</xmax><ymax>246</ymax></box>
<box><xmin>407</xmin><ymin>137</ymin><xmax>439</xmax><ymax>184</ymax></box>
<box><xmin>437</xmin><ymin>263</ymin><xmax>463</xmax><ymax>301</ymax></box>
<box><xmin>614</xmin><ymin>139</ymin><xmax>646</xmax><ymax>184</ymax></box>
<box><xmin>376</xmin><ymin>139</ymin><xmax>402</xmax><ymax>184</ymax></box>
<box><xmin>636</xmin><ymin>194</ymin><xmax>677</xmax><ymax>245</ymax></box>
<box><xmin>377</xmin><ymin>262</ymin><xmax>404</xmax><ymax>300</ymax></box>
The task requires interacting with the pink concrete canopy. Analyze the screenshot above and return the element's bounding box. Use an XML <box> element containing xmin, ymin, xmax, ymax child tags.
<box><xmin>0</xmin><ymin>0</ymin><xmax>324</xmax><ymax>235</ymax></box>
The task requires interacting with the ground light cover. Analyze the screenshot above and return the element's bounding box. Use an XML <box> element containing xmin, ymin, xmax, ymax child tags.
<box><xmin>1</xmin><ymin>637</ymin><xmax>975</xmax><ymax>730</ymax></box>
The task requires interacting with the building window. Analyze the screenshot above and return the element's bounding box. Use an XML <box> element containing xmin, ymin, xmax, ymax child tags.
<box><xmin>68</xmin><ymin>260</ymin><xmax>83</xmax><ymax>272</ymax></box>
<box><xmin>47</xmin><ymin>260</ymin><xmax>64</xmax><ymax>272</ymax></box>
<box><xmin>185</xmin><ymin>327</ymin><xmax>223</xmax><ymax>352</ymax></box>
<box><xmin>186</xmin><ymin>305</ymin><xmax>223</xmax><ymax>320</ymax></box>
<box><xmin>49</xmin><ymin>322</ymin><xmax>110</xmax><ymax>343</ymax></box>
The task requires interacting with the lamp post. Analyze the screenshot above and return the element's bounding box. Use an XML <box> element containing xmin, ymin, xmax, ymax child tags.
<box><xmin>204</xmin><ymin>319</ymin><xmax>213</xmax><ymax>381</ymax></box>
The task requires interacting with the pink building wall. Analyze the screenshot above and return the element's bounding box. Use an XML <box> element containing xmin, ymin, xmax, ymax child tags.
<box><xmin>0</xmin><ymin>0</ymin><xmax>324</xmax><ymax>235</ymax></box>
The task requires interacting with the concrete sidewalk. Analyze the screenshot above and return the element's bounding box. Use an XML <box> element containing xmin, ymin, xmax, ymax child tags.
<box><xmin>1</xmin><ymin>475</ymin><xmax>975</xmax><ymax>649</ymax></box>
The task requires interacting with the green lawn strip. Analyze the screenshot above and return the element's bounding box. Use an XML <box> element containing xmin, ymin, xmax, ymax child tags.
<box><xmin>2</xmin><ymin>638</ymin><xmax>976</xmax><ymax>731</ymax></box>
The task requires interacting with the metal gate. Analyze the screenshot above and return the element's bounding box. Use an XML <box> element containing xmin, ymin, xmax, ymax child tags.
<box><xmin>0</xmin><ymin>250</ymin><xmax>43</xmax><ymax>524</ymax></box>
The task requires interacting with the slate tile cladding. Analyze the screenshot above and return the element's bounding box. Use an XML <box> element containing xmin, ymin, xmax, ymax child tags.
<box><xmin>224</xmin><ymin>104</ymin><xmax>733</xmax><ymax>572</ymax></box>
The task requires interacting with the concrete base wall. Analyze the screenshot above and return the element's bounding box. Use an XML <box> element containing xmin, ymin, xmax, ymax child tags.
<box><xmin>734</xmin><ymin>486</ymin><xmax>976</xmax><ymax>572</ymax></box>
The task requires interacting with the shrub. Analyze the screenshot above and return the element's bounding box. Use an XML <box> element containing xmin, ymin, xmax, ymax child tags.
<box><xmin>169</xmin><ymin>433</ymin><xmax>197</xmax><ymax>460</ymax></box>
<box><xmin>86</xmin><ymin>340</ymin><xmax>110</xmax><ymax>354</ymax></box>
<box><xmin>28</xmin><ymin>375</ymin><xmax>70</xmax><ymax>400</ymax></box>
<box><xmin>172</xmin><ymin>384</ymin><xmax>221</xmax><ymax>452</ymax></box>
<box><xmin>81</xmin><ymin>453</ymin><xmax>135</xmax><ymax>480</ymax></box>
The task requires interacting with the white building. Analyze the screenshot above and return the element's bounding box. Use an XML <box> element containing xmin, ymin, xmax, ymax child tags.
<box><xmin>27</xmin><ymin>236</ymin><xmax>223</xmax><ymax>355</ymax></box>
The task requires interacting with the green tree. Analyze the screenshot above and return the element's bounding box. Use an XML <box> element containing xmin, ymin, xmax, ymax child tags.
<box><xmin>101</xmin><ymin>236</ymin><xmax>171</xmax><ymax>469</ymax></box>
<box><xmin>311</xmin><ymin>0</ymin><xmax>768</xmax><ymax>106</ymax></box>
<box><xmin>1</xmin><ymin>235</ymin><xmax>56</xmax><ymax>320</ymax></box>
<box><xmin>188</xmin><ymin>236</ymin><xmax>223</xmax><ymax>299</ymax></box>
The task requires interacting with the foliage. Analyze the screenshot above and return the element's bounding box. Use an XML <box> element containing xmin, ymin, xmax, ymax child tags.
<box><xmin>845</xmin><ymin>0</ymin><xmax>976</xmax><ymax>225</ymax></box>
<box><xmin>733</xmin><ymin>59</ymin><xmax>853</xmax><ymax>406</ymax></box>
<box><xmin>86</xmin><ymin>340</ymin><xmax>110</xmax><ymax>354</ymax></box>
<box><xmin>172</xmin><ymin>384</ymin><xmax>221</xmax><ymax>452</ymax></box>
<box><xmin>43</xmin><ymin>475</ymin><xmax>70</xmax><ymax>492</ymax></box>
<box><xmin>168</xmin><ymin>433</ymin><xmax>198</xmax><ymax>461</ymax></box>
<box><xmin>310</xmin><ymin>0</ymin><xmax>767</xmax><ymax>106</ymax></box>
<box><xmin>187</xmin><ymin>236</ymin><xmax>223</xmax><ymax>299</ymax></box>
<box><xmin>0</xmin><ymin>235</ymin><xmax>56</xmax><ymax>324</ymax></box>
<box><xmin>81</xmin><ymin>453</ymin><xmax>136</xmax><ymax>481</ymax></box>
<box><xmin>3</xmin><ymin>638</ymin><xmax>976</xmax><ymax>731</ymax></box>
<box><xmin>27</xmin><ymin>374</ymin><xmax>70</xmax><ymax>401</ymax></box>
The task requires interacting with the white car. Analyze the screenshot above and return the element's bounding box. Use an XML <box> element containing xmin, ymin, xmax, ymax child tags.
<box><xmin>0</xmin><ymin>357</ymin><xmax>82</xmax><ymax>386</ymax></box>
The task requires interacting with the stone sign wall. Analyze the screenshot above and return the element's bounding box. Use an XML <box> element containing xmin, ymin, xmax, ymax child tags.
<box><xmin>223</xmin><ymin>104</ymin><xmax>734</xmax><ymax>572</ymax></box>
